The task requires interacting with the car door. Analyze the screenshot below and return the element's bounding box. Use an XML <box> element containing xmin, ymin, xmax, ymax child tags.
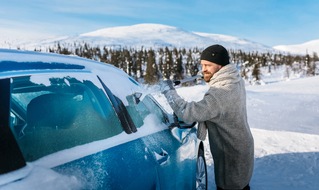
<box><xmin>124</xmin><ymin>93</ymin><xmax>199</xmax><ymax>189</ymax></box>
<box><xmin>97</xmin><ymin>74</ymin><xmax>200</xmax><ymax>189</ymax></box>
<box><xmin>1</xmin><ymin>72</ymin><xmax>159</xmax><ymax>189</ymax></box>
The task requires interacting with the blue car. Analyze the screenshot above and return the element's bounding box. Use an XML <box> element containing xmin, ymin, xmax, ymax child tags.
<box><xmin>0</xmin><ymin>49</ymin><xmax>207</xmax><ymax>190</ymax></box>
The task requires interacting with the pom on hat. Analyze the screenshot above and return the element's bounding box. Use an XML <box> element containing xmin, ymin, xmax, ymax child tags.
<box><xmin>200</xmin><ymin>44</ymin><xmax>230</xmax><ymax>66</ymax></box>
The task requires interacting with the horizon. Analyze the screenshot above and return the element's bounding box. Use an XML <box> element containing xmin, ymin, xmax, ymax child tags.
<box><xmin>1</xmin><ymin>0</ymin><xmax>319</xmax><ymax>47</ymax></box>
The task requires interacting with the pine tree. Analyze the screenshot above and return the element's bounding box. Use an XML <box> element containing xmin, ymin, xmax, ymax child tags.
<box><xmin>172</xmin><ymin>48</ymin><xmax>183</xmax><ymax>80</ymax></box>
<box><xmin>110</xmin><ymin>50</ymin><xmax>120</xmax><ymax>68</ymax></box>
<box><xmin>135</xmin><ymin>50</ymin><xmax>144</xmax><ymax>80</ymax></box>
<box><xmin>185</xmin><ymin>49</ymin><xmax>194</xmax><ymax>76</ymax></box>
<box><xmin>144</xmin><ymin>49</ymin><xmax>158</xmax><ymax>84</ymax></box>
<box><xmin>163</xmin><ymin>47</ymin><xmax>173</xmax><ymax>79</ymax></box>
<box><xmin>251</xmin><ymin>63</ymin><xmax>262</xmax><ymax>84</ymax></box>
<box><xmin>100</xmin><ymin>47</ymin><xmax>109</xmax><ymax>63</ymax></box>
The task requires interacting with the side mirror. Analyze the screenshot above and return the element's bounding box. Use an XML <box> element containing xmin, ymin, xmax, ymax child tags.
<box><xmin>178</xmin><ymin>120</ymin><xmax>196</xmax><ymax>129</ymax></box>
<box><xmin>133</xmin><ymin>92</ymin><xmax>142</xmax><ymax>104</ymax></box>
<box><xmin>169</xmin><ymin>113</ymin><xmax>196</xmax><ymax>129</ymax></box>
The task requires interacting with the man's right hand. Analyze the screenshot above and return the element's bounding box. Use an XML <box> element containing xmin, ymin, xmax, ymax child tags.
<box><xmin>160</xmin><ymin>79</ymin><xmax>174</xmax><ymax>94</ymax></box>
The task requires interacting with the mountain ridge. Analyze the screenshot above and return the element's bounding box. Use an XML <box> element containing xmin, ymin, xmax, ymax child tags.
<box><xmin>21</xmin><ymin>23</ymin><xmax>275</xmax><ymax>53</ymax></box>
<box><xmin>274</xmin><ymin>39</ymin><xmax>319</xmax><ymax>54</ymax></box>
<box><xmin>4</xmin><ymin>23</ymin><xmax>318</xmax><ymax>54</ymax></box>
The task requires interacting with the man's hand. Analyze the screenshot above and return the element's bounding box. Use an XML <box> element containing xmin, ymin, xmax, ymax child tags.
<box><xmin>160</xmin><ymin>79</ymin><xmax>174</xmax><ymax>94</ymax></box>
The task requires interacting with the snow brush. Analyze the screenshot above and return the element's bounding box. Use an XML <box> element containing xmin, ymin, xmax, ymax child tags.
<box><xmin>173</xmin><ymin>74</ymin><xmax>203</xmax><ymax>86</ymax></box>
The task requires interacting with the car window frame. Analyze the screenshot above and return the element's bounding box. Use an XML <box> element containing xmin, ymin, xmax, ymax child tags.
<box><xmin>0</xmin><ymin>78</ymin><xmax>26</xmax><ymax>174</ymax></box>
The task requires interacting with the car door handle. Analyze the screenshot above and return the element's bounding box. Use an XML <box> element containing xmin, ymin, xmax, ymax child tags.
<box><xmin>154</xmin><ymin>148</ymin><xmax>169</xmax><ymax>165</ymax></box>
<box><xmin>170</xmin><ymin>127</ymin><xmax>194</xmax><ymax>143</ymax></box>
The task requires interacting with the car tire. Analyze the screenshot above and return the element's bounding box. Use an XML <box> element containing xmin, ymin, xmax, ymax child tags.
<box><xmin>196</xmin><ymin>148</ymin><xmax>207</xmax><ymax>190</ymax></box>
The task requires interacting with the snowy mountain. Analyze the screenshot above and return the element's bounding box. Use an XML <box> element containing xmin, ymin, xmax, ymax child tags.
<box><xmin>3</xmin><ymin>23</ymin><xmax>318</xmax><ymax>55</ymax></box>
<box><xmin>274</xmin><ymin>39</ymin><xmax>319</xmax><ymax>55</ymax></box>
<box><xmin>18</xmin><ymin>23</ymin><xmax>275</xmax><ymax>52</ymax></box>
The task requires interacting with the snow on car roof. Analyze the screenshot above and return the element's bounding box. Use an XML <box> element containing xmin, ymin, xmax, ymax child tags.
<box><xmin>0</xmin><ymin>48</ymin><xmax>143</xmax><ymax>105</ymax></box>
<box><xmin>0</xmin><ymin>48</ymin><xmax>114</xmax><ymax>72</ymax></box>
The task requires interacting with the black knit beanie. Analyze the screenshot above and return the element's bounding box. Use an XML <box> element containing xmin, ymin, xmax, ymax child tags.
<box><xmin>200</xmin><ymin>44</ymin><xmax>230</xmax><ymax>66</ymax></box>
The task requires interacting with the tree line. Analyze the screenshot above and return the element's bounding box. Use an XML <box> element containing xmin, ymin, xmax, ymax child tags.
<box><xmin>33</xmin><ymin>42</ymin><xmax>319</xmax><ymax>85</ymax></box>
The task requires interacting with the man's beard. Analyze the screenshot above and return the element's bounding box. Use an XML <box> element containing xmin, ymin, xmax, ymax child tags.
<box><xmin>203</xmin><ymin>72</ymin><xmax>213</xmax><ymax>82</ymax></box>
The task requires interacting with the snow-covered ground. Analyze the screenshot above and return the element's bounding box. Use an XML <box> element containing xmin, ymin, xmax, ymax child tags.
<box><xmin>152</xmin><ymin>75</ymin><xmax>319</xmax><ymax>190</ymax></box>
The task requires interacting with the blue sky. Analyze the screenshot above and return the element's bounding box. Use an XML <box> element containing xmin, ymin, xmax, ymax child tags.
<box><xmin>1</xmin><ymin>0</ymin><xmax>319</xmax><ymax>46</ymax></box>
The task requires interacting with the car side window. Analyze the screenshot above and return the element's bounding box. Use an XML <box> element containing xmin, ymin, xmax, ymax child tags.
<box><xmin>125</xmin><ymin>94</ymin><xmax>169</xmax><ymax>128</ymax></box>
<box><xmin>10</xmin><ymin>73</ymin><xmax>123</xmax><ymax>161</ymax></box>
<box><xmin>141</xmin><ymin>95</ymin><xmax>170</xmax><ymax>124</ymax></box>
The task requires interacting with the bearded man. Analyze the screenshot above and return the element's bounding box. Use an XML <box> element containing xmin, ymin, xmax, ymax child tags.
<box><xmin>160</xmin><ymin>44</ymin><xmax>254</xmax><ymax>190</ymax></box>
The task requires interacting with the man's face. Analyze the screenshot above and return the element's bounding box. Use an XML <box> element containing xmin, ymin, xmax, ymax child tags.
<box><xmin>200</xmin><ymin>60</ymin><xmax>222</xmax><ymax>82</ymax></box>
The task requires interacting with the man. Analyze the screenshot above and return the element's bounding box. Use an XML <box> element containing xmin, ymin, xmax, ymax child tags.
<box><xmin>160</xmin><ymin>44</ymin><xmax>254</xmax><ymax>190</ymax></box>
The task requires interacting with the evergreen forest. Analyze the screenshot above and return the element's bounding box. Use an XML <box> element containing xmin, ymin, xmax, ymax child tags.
<box><xmin>33</xmin><ymin>42</ymin><xmax>319</xmax><ymax>85</ymax></box>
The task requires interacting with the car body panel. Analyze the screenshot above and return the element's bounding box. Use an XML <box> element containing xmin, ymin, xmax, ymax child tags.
<box><xmin>0</xmin><ymin>49</ymin><xmax>202</xmax><ymax>189</ymax></box>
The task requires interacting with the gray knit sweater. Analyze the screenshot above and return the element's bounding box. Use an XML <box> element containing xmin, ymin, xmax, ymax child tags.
<box><xmin>164</xmin><ymin>63</ymin><xmax>254</xmax><ymax>189</ymax></box>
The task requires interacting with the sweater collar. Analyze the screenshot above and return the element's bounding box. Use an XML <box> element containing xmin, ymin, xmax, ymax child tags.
<box><xmin>208</xmin><ymin>63</ymin><xmax>241</xmax><ymax>87</ymax></box>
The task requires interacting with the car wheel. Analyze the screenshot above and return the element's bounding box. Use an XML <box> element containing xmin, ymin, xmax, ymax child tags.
<box><xmin>196</xmin><ymin>148</ymin><xmax>207</xmax><ymax>190</ymax></box>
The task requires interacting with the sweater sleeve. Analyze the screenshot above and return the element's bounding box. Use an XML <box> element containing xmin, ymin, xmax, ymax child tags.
<box><xmin>164</xmin><ymin>88</ymin><xmax>221</xmax><ymax>124</ymax></box>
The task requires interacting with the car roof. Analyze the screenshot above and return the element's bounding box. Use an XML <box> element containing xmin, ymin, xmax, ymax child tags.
<box><xmin>0</xmin><ymin>48</ymin><xmax>123</xmax><ymax>76</ymax></box>
<box><xmin>0</xmin><ymin>48</ymin><xmax>143</xmax><ymax>105</ymax></box>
